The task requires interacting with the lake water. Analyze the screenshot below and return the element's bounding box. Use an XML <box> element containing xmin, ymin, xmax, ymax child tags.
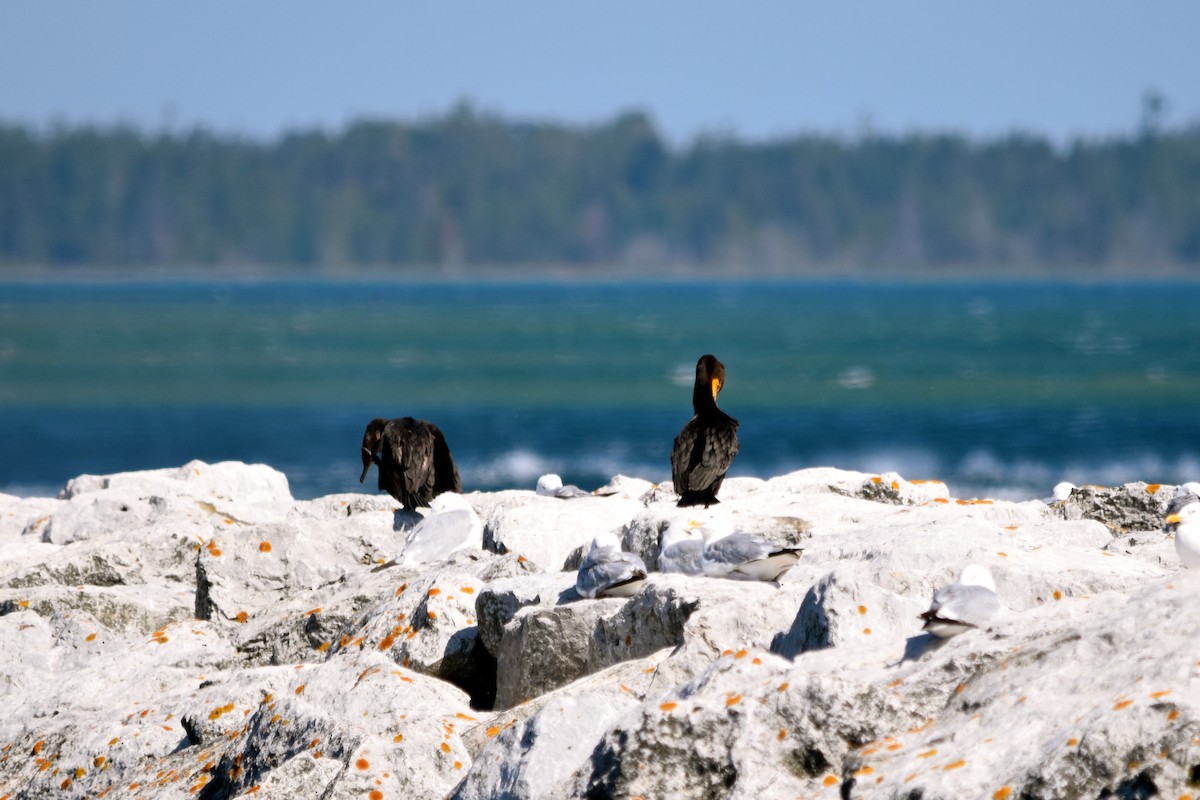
<box><xmin>2</xmin><ymin>276</ymin><xmax>1198</xmax><ymax>500</ymax></box>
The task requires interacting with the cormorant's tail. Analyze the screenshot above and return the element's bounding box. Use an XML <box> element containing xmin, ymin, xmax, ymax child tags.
<box><xmin>677</xmin><ymin>491</ymin><xmax>720</xmax><ymax>508</ymax></box>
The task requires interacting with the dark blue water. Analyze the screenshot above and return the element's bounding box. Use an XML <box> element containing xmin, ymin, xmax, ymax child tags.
<box><xmin>2</xmin><ymin>277</ymin><xmax>1198</xmax><ymax>499</ymax></box>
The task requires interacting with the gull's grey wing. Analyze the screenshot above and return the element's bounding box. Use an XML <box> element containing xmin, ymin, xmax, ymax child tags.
<box><xmin>659</xmin><ymin>539</ymin><xmax>705</xmax><ymax>575</ymax></box>
<box><xmin>577</xmin><ymin>548</ymin><xmax>648</xmax><ymax>598</ymax></box>
<box><xmin>398</xmin><ymin>509</ymin><xmax>475</xmax><ymax>566</ymax></box>
<box><xmin>922</xmin><ymin>583</ymin><xmax>1000</xmax><ymax>629</ymax></box>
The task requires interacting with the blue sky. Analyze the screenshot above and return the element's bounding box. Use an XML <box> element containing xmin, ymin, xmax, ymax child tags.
<box><xmin>2</xmin><ymin>2</ymin><xmax>1197</xmax><ymax>144</ymax></box>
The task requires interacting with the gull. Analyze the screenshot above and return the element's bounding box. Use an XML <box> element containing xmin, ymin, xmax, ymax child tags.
<box><xmin>536</xmin><ymin>474</ymin><xmax>593</xmax><ymax>499</ymax></box>
<box><xmin>1045</xmin><ymin>481</ymin><xmax>1076</xmax><ymax>504</ymax></box>
<box><xmin>696</xmin><ymin>517</ymin><xmax>803</xmax><ymax>583</ymax></box>
<box><xmin>396</xmin><ymin>492</ymin><xmax>482</xmax><ymax>567</ymax></box>
<box><xmin>919</xmin><ymin>564</ymin><xmax>1001</xmax><ymax>638</ymax></box>
<box><xmin>657</xmin><ymin>519</ymin><xmax>706</xmax><ymax>576</ymax></box>
<box><xmin>1164</xmin><ymin>493</ymin><xmax>1200</xmax><ymax>569</ymax></box>
<box><xmin>576</xmin><ymin>530</ymin><xmax>648</xmax><ymax>599</ymax></box>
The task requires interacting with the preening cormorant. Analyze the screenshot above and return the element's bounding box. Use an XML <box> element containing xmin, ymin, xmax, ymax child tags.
<box><xmin>670</xmin><ymin>354</ymin><xmax>740</xmax><ymax>508</ymax></box>
<box><xmin>359</xmin><ymin>417</ymin><xmax>462</xmax><ymax>510</ymax></box>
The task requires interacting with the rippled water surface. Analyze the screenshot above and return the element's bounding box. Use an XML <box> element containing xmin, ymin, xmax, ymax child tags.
<box><xmin>2</xmin><ymin>277</ymin><xmax>1198</xmax><ymax>499</ymax></box>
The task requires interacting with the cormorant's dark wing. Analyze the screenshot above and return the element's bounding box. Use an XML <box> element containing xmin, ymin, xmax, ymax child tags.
<box><xmin>429</xmin><ymin>424</ymin><xmax>463</xmax><ymax>496</ymax></box>
<box><xmin>670</xmin><ymin>417</ymin><xmax>700</xmax><ymax>491</ymax></box>
<box><xmin>396</xmin><ymin>422</ymin><xmax>438</xmax><ymax>507</ymax></box>
<box><xmin>673</xmin><ymin>415</ymin><xmax>739</xmax><ymax>494</ymax></box>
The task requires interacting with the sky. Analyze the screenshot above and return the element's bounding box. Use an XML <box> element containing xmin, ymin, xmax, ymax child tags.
<box><xmin>1</xmin><ymin>2</ymin><xmax>1198</xmax><ymax>145</ymax></box>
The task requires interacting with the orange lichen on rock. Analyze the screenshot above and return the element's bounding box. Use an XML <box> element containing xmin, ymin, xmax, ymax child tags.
<box><xmin>460</xmin><ymin>586</ymin><xmax>475</xmax><ymax>594</ymax></box>
<box><xmin>777</xmin><ymin>729</ymin><xmax>787</xmax><ymax>741</ymax></box>
<box><xmin>1150</xmin><ymin>690</ymin><xmax>1172</xmax><ymax>699</ymax></box>
<box><xmin>943</xmin><ymin>759</ymin><xmax>966</xmax><ymax>771</ymax></box>
<box><xmin>258</xmin><ymin>541</ymin><xmax>272</xmax><ymax>553</ymax></box>
<box><xmin>725</xmin><ymin>694</ymin><xmax>743</xmax><ymax>707</ymax></box>
<box><xmin>355</xmin><ymin>758</ymin><xmax>370</xmax><ymax>770</ymax></box>
<box><xmin>994</xmin><ymin>788</ymin><xmax>1013</xmax><ymax>800</ymax></box>
<box><xmin>733</xmin><ymin>649</ymin><xmax>748</xmax><ymax>660</ymax></box>
<box><xmin>86</xmin><ymin>633</ymin><xmax>97</xmax><ymax>642</ymax></box>
<box><xmin>1146</xmin><ymin>483</ymin><xmax>1162</xmax><ymax>494</ymax></box>
<box><xmin>485</xmin><ymin>726</ymin><xmax>501</xmax><ymax>738</ymax></box>
<box><xmin>1113</xmin><ymin>699</ymin><xmax>1134</xmax><ymax>711</ymax></box>
<box><xmin>823</xmin><ymin>775</ymin><xmax>839</xmax><ymax>786</ymax></box>
<box><xmin>659</xmin><ymin>702</ymin><xmax>677</xmax><ymax>712</ymax></box>
<box><xmin>917</xmin><ymin>749</ymin><xmax>938</xmax><ymax>759</ymax></box>
<box><xmin>379</xmin><ymin>636</ymin><xmax>396</xmax><ymax>651</ymax></box>
<box><xmin>209</xmin><ymin>703</ymin><xmax>235</xmax><ymax>721</ymax></box>
<box><xmin>428</xmin><ymin>588</ymin><xmax>441</xmax><ymax>596</ymax></box>
<box><xmin>440</xmin><ymin>742</ymin><xmax>451</xmax><ymax>753</ymax></box>
<box><xmin>370</xmin><ymin>792</ymin><xmax>383</xmax><ymax>800</ymax></box>
<box><xmin>235</xmin><ymin>611</ymin><xmax>249</xmax><ymax>624</ymax></box>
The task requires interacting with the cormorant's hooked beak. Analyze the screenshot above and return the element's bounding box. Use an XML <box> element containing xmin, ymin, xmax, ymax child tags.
<box><xmin>359</xmin><ymin>448</ymin><xmax>374</xmax><ymax>483</ymax></box>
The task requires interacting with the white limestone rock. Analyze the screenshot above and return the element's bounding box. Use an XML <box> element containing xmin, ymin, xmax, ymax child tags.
<box><xmin>3</xmin><ymin>462</ymin><xmax>1199</xmax><ymax>800</ymax></box>
<box><xmin>482</xmin><ymin>493</ymin><xmax>644</xmax><ymax>571</ymax></box>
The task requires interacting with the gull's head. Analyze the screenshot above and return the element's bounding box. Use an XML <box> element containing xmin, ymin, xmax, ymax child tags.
<box><xmin>430</xmin><ymin>492</ymin><xmax>472</xmax><ymax>515</ymax></box>
<box><xmin>1051</xmin><ymin>482</ymin><xmax>1076</xmax><ymax>502</ymax></box>
<box><xmin>661</xmin><ymin>518</ymin><xmax>703</xmax><ymax>547</ymax></box>
<box><xmin>1164</xmin><ymin>493</ymin><xmax>1200</xmax><ymax>532</ymax></box>
<box><xmin>536</xmin><ymin>474</ymin><xmax>564</xmax><ymax>495</ymax></box>
<box><xmin>957</xmin><ymin>564</ymin><xmax>996</xmax><ymax>592</ymax></box>
<box><xmin>590</xmin><ymin>530</ymin><xmax>623</xmax><ymax>552</ymax></box>
<box><xmin>693</xmin><ymin>514</ymin><xmax>735</xmax><ymax>543</ymax></box>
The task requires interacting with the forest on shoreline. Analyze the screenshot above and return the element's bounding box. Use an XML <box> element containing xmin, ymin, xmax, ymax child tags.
<box><xmin>2</xmin><ymin>106</ymin><xmax>1199</xmax><ymax>275</ymax></box>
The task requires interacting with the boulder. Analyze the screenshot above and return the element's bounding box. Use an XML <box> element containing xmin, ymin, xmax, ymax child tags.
<box><xmin>1054</xmin><ymin>480</ymin><xmax>1182</xmax><ymax>533</ymax></box>
<box><xmin>481</xmin><ymin>493</ymin><xmax>644</xmax><ymax>571</ymax></box>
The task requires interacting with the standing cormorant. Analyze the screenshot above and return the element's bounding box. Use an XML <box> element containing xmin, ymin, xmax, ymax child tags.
<box><xmin>359</xmin><ymin>417</ymin><xmax>462</xmax><ymax>510</ymax></box>
<box><xmin>670</xmin><ymin>354</ymin><xmax>740</xmax><ymax>508</ymax></box>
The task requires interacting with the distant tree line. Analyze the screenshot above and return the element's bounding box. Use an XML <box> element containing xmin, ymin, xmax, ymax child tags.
<box><xmin>2</xmin><ymin>106</ymin><xmax>1199</xmax><ymax>273</ymax></box>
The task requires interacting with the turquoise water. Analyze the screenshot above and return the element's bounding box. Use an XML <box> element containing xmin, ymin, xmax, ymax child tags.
<box><xmin>2</xmin><ymin>277</ymin><xmax>1198</xmax><ymax>499</ymax></box>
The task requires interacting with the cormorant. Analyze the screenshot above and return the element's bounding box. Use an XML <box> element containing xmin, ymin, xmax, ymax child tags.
<box><xmin>359</xmin><ymin>417</ymin><xmax>462</xmax><ymax>510</ymax></box>
<box><xmin>671</xmin><ymin>354</ymin><xmax>739</xmax><ymax>508</ymax></box>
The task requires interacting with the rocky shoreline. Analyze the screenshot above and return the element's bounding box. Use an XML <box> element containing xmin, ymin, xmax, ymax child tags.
<box><xmin>1</xmin><ymin>461</ymin><xmax>1196</xmax><ymax>799</ymax></box>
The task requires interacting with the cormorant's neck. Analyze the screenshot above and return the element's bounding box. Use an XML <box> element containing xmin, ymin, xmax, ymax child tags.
<box><xmin>693</xmin><ymin>380</ymin><xmax>719</xmax><ymax>415</ymax></box>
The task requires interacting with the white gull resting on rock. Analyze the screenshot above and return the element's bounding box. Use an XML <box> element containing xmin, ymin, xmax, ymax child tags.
<box><xmin>535</xmin><ymin>473</ymin><xmax>593</xmax><ymax>499</ymax></box>
<box><xmin>657</xmin><ymin>519</ymin><xmax>706</xmax><ymax>576</ymax></box>
<box><xmin>696</xmin><ymin>516</ymin><xmax>803</xmax><ymax>583</ymax></box>
<box><xmin>576</xmin><ymin>530</ymin><xmax>648</xmax><ymax>599</ymax></box>
<box><xmin>1164</xmin><ymin>492</ymin><xmax>1200</xmax><ymax>569</ymax></box>
<box><xmin>919</xmin><ymin>564</ymin><xmax>1002</xmax><ymax>638</ymax></box>
<box><xmin>396</xmin><ymin>492</ymin><xmax>483</xmax><ymax>566</ymax></box>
